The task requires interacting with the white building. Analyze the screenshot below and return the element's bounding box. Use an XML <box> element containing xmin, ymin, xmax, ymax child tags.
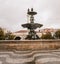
<box><xmin>13</xmin><ymin>28</ymin><xmax>60</xmax><ymax>39</ymax></box>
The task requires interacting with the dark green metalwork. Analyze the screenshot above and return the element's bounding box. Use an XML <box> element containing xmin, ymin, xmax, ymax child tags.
<box><xmin>22</xmin><ymin>8</ymin><xmax>43</xmax><ymax>40</ymax></box>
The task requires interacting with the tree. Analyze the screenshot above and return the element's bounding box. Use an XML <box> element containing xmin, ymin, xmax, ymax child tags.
<box><xmin>8</xmin><ymin>34</ymin><xmax>15</xmax><ymax>40</ymax></box>
<box><xmin>5</xmin><ymin>31</ymin><xmax>15</xmax><ymax>40</ymax></box>
<box><xmin>41</xmin><ymin>32</ymin><xmax>54</xmax><ymax>39</ymax></box>
<box><xmin>54</xmin><ymin>30</ymin><xmax>60</xmax><ymax>39</ymax></box>
<box><xmin>0</xmin><ymin>28</ymin><xmax>5</xmax><ymax>40</ymax></box>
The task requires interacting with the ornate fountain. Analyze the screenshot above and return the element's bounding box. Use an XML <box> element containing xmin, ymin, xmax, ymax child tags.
<box><xmin>22</xmin><ymin>8</ymin><xmax>43</xmax><ymax>40</ymax></box>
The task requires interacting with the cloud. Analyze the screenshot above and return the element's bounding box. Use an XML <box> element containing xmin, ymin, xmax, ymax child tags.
<box><xmin>0</xmin><ymin>0</ymin><xmax>60</xmax><ymax>32</ymax></box>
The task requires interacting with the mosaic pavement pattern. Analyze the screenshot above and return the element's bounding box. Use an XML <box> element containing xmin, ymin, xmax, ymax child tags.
<box><xmin>0</xmin><ymin>50</ymin><xmax>60</xmax><ymax>64</ymax></box>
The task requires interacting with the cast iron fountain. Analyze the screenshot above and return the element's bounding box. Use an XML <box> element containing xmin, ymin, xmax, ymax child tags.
<box><xmin>22</xmin><ymin>8</ymin><xmax>43</xmax><ymax>40</ymax></box>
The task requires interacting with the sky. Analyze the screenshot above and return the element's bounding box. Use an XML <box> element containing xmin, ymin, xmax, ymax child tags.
<box><xmin>0</xmin><ymin>0</ymin><xmax>60</xmax><ymax>32</ymax></box>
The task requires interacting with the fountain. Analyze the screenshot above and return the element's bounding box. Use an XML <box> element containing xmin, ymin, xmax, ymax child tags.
<box><xmin>22</xmin><ymin>8</ymin><xmax>43</xmax><ymax>40</ymax></box>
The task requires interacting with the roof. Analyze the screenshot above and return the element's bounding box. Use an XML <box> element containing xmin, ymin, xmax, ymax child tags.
<box><xmin>15</xmin><ymin>30</ymin><xmax>28</xmax><ymax>33</ymax></box>
<box><xmin>14</xmin><ymin>28</ymin><xmax>60</xmax><ymax>33</ymax></box>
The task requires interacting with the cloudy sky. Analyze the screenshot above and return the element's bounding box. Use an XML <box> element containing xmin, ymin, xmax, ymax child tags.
<box><xmin>0</xmin><ymin>0</ymin><xmax>60</xmax><ymax>32</ymax></box>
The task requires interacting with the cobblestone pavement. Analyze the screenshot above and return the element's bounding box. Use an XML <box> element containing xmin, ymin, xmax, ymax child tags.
<box><xmin>0</xmin><ymin>50</ymin><xmax>60</xmax><ymax>64</ymax></box>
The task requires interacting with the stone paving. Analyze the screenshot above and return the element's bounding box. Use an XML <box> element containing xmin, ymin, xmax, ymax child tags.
<box><xmin>0</xmin><ymin>50</ymin><xmax>60</xmax><ymax>64</ymax></box>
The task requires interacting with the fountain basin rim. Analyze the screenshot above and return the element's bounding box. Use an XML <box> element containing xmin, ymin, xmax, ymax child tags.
<box><xmin>0</xmin><ymin>39</ymin><xmax>60</xmax><ymax>42</ymax></box>
<box><xmin>22</xmin><ymin>23</ymin><xmax>43</xmax><ymax>29</ymax></box>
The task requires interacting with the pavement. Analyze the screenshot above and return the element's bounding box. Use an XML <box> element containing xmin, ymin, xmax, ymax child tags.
<box><xmin>0</xmin><ymin>50</ymin><xmax>60</xmax><ymax>64</ymax></box>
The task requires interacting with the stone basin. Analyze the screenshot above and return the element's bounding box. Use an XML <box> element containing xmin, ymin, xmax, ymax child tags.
<box><xmin>0</xmin><ymin>39</ymin><xmax>60</xmax><ymax>51</ymax></box>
